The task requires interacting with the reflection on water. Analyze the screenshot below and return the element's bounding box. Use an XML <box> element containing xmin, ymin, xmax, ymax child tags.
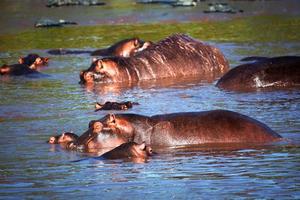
<box><xmin>0</xmin><ymin>42</ymin><xmax>300</xmax><ymax>198</ymax></box>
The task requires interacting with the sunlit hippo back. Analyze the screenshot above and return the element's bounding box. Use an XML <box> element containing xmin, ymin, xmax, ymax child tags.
<box><xmin>80</xmin><ymin>34</ymin><xmax>229</xmax><ymax>84</ymax></box>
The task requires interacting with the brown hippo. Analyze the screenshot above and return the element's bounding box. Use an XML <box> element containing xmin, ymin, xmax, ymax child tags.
<box><xmin>216</xmin><ymin>56</ymin><xmax>300</xmax><ymax>91</ymax></box>
<box><xmin>19</xmin><ymin>54</ymin><xmax>49</xmax><ymax>69</ymax></box>
<box><xmin>99</xmin><ymin>142</ymin><xmax>153</xmax><ymax>160</ymax></box>
<box><xmin>48</xmin><ymin>132</ymin><xmax>78</xmax><ymax>144</ymax></box>
<box><xmin>0</xmin><ymin>64</ymin><xmax>39</xmax><ymax>76</ymax></box>
<box><xmin>79</xmin><ymin>34</ymin><xmax>229</xmax><ymax>84</ymax></box>
<box><xmin>47</xmin><ymin>37</ymin><xmax>148</xmax><ymax>57</ymax></box>
<box><xmin>95</xmin><ymin>101</ymin><xmax>138</xmax><ymax>111</ymax></box>
<box><xmin>85</xmin><ymin>110</ymin><xmax>282</xmax><ymax>148</ymax></box>
<box><xmin>67</xmin><ymin>121</ymin><xmax>128</xmax><ymax>152</ymax></box>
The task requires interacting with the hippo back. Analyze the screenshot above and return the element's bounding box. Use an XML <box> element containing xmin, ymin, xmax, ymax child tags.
<box><xmin>149</xmin><ymin>110</ymin><xmax>281</xmax><ymax>146</ymax></box>
<box><xmin>122</xmin><ymin>34</ymin><xmax>229</xmax><ymax>81</ymax></box>
<box><xmin>216</xmin><ymin>56</ymin><xmax>300</xmax><ymax>91</ymax></box>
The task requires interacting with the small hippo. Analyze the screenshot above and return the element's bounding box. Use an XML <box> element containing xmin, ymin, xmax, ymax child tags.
<box><xmin>99</xmin><ymin>141</ymin><xmax>153</xmax><ymax>160</ymax></box>
<box><xmin>0</xmin><ymin>64</ymin><xmax>38</xmax><ymax>76</ymax></box>
<box><xmin>95</xmin><ymin>101</ymin><xmax>138</xmax><ymax>111</ymax></box>
<box><xmin>19</xmin><ymin>54</ymin><xmax>49</xmax><ymax>69</ymax></box>
<box><xmin>91</xmin><ymin>37</ymin><xmax>146</xmax><ymax>57</ymax></box>
<box><xmin>48</xmin><ymin>132</ymin><xmax>79</xmax><ymax>144</ymax></box>
<box><xmin>48</xmin><ymin>37</ymin><xmax>149</xmax><ymax>57</ymax></box>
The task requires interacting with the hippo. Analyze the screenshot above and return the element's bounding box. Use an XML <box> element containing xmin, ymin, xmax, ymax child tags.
<box><xmin>66</xmin><ymin>121</ymin><xmax>128</xmax><ymax>152</ymax></box>
<box><xmin>99</xmin><ymin>142</ymin><xmax>153</xmax><ymax>160</ymax></box>
<box><xmin>48</xmin><ymin>132</ymin><xmax>78</xmax><ymax>144</ymax></box>
<box><xmin>19</xmin><ymin>54</ymin><xmax>49</xmax><ymax>69</ymax></box>
<box><xmin>79</xmin><ymin>34</ymin><xmax>229</xmax><ymax>84</ymax></box>
<box><xmin>82</xmin><ymin>110</ymin><xmax>282</xmax><ymax>149</ymax></box>
<box><xmin>216</xmin><ymin>56</ymin><xmax>300</xmax><ymax>91</ymax></box>
<box><xmin>95</xmin><ymin>101</ymin><xmax>138</xmax><ymax>111</ymax></box>
<box><xmin>0</xmin><ymin>64</ymin><xmax>39</xmax><ymax>76</ymax></box>
<box><xmin>47</xmin><ymin>37</ymin><xmax>148</xmax><ymax>57</ymax></box>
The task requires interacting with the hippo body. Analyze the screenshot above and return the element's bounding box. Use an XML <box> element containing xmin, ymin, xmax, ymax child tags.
<box><xmin>0</xmin><ymin>64</ymin><xmax>39</xmax><ymax>76</ymax></box>
<box><xmin>91</xmin><ymin>110</ymin><xmax>282</xmax><ymax>147</ymax></box>
<box><xmin>80</xmin><ymin>34</ymin><xmax>229</xmax><ymax>84</ymax></box>
<box><xmin>216</xmin><ymin>56</ymin><xmax>300</xmax><ymax>91</ymax></box>
<box><xmin>99</xmin><ymin>142</ymin><xmax>152</xmax><ymax>160</ymax></box>
<box><xmin>48</xmin><ymin>37</ymin><xmax>145</xmax><ymax>57</ymax></box>
<box><xmin>95</xmin><ymin>101</ymin><xmax>138</xmax><ymax>111</ymax></box>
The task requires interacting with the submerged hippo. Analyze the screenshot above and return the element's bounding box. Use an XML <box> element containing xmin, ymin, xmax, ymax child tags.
<box><xmin>216</xmin><ymin>56</ymin><xmax>300</xmax><ymax>91</ymax></box>
<box><xmin>19</xmin><ymin>54</ymin><xmax>49</xmax><ymax>69</ymax></box>
<box><xmin>48</xmin><ymin>132</ymin><xmax>78</xmax><ymax>144</ymax></box>
<box><xmin>99</xmin><ymin>142</ymin><xmax>153</xmax><ymax>160</ymax></box>
<box><xmin>83</xmin><ymin>110</ymin><xmax>282</xmax><ymax>148</ymax></box>
<box><xmin>0</xmin><ymin>64</ymin><xmax>39</xmax><ymax>76</ymax></box>
<box><xmin>95</xmin><ymin>101</ymin><xmax>138</xmax><ymax>111</ymax></box>
<box><xmin>79</xmin><ymin>34</ymin><xmax>229</xmax><ymax>84</ymax></box>
<box><xmin>47</xmin><ymin>37</ymin><xmax>148</xmax><ymax>57</ymax></box>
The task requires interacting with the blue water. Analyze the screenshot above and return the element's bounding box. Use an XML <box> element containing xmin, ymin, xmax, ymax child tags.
<box><xmin>0</xmin><ymin>41</ymin><xmax>300</xmax><ymax>199</ymax></box>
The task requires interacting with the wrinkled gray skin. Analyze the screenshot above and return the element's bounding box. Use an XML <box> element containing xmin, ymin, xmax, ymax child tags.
<box><xmin>85</xmin><ymin>110</ymin><xmax>282</xmax><ymax>148</ymax></box>
<box><xmin>216</xmin><ymin>56</ymin><xmax>300</xmax><ymax>91</ymax></box>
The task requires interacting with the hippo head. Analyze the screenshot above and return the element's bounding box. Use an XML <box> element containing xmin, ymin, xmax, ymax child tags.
<box><xmin>101</xmin><ymin>141</ymin><xmax>153</xmax><ymax>162</ymax></box>
<box><xmin>67</xmin><ymin>121</ymin><xmax>129</xmax><ymax>152</ymax></box>
<box><xmin>127</xmin><ymin>142</ymin><xmax>153</xmax><ymax>159</ymax></box>
<box><xmin>79</xmin><ymin>57</ymin><xmax>122</xmax><ymax>84</ymax></box>
<box><xmin>19</xmin><ymin>54</ymin><xmax>49</xmax><ymax>69</ymax></box>
<box><xmin>96</xmin><ymin>113</ymin><xmax>135</xmax><ymax>139</ymax></box>
<box><xmin>115</xmin><ymin>37</ymin><xmax>144</xmax><ymax>57</ymax></box>
<box><xmin>48</xmin><ymin>132</ymin><xmax>78</xmax><ymax>144</ymax></box>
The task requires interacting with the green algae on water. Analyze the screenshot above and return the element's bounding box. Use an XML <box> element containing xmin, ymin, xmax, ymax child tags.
<box><xmin>0</xmin><ymin>15</ymin><xmax>300</xmax><ymax>51</ymax></box>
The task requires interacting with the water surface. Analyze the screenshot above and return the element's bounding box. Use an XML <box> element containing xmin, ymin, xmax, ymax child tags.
<box><xmin>0</xmin><ymin>0</ymin><xmax>300</xmax><ymax>199</ymax></box>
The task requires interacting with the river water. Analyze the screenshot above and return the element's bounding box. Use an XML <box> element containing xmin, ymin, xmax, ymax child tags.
<box><xmin>1</xmin><ymin>0</ymin><xmax>300</xmax><ymax>199</ymax></box>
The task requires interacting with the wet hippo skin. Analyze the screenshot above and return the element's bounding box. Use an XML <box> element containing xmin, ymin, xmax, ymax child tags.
<box><xmin>85</xmin><ymin>110</ymin><xmax>282</xmax><ymax>148</ymax></box>
<box><xmin>80</xmin><ymin>34</ymin><xmax>229</xmax><ymax>84</ymax></box>
<box><xmin>216</xmin><ymin>56</ymin><xmax>300</xmax><ymax>91</ymax></box>
<box><xmin>0</xmin><ymin>64</ymin><xmax>39</xmax><ymax>76</ymax></box>
<box><xmin>99</xmin><ymin>142</ymin><xmax>153</xmax><ymax>160</ymax></box>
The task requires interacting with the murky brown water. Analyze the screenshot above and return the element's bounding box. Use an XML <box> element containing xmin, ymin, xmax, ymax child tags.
<box><xmin>0</xmin><ymin>0</ymin><xmax>300</xmax><ymax>199</ymax></box>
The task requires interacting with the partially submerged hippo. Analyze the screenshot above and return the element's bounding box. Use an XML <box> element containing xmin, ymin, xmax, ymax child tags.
<box><xmin>216</xmin><ymin>56</ymin><xmax>300</xmax><ymax>91</ymax></box>
<box><xmin>1</xmin><ymin>53</ymin><xmax>49</xmax><ymax>76</ymax></box>
<box><xmin>0</xmin><ymin>64</ymin><xmax>39</xmax><ymax>76</ymax></box>
<box><xmin>19</xmin><ymin>54</ymin><xmax>49</xmax><ymax>69</ymax></box>
<box><xmin>95</xmin><ymin>101</ymin><xmax>138</xmax><ymax>111</ymax></box>
<box><xmin>84</xmin><ymin>110</ymin><xmax>282</xmax><ymax>148</ymax></box>
<box><xmin>66</xmin><ymin>121</ymin><xmax>128</xmax><ymax>152</ymax></box>
<box><xmin>48</xmin><ymin>37</ymin><xmax>148</xmax><ymax>57</ymax></box>
<box><xmin>79</xmin><ymin>34</ymin><xmax>229</xmax><ymax>84</ymax></box>
<box><xmin>48</xmin><ymin>132</ymin><xmax>79</xmax><ymax>144</ymax></box>
<box><xmin>99</xmin><ymin>141</ymin><xmax>153</xmax><ymax>160</ymax></box>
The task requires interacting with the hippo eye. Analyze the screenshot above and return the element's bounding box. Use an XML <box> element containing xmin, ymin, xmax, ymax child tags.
<box><xmin>134</xmin><ymin>40</ymin><xmax>139</xmax><ymax>47</ymax></box>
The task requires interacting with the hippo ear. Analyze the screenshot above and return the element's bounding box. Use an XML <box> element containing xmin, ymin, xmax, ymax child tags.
<box><xmin>109</xmin><ymin>113</ymin><xmax>116</xmax><ymax>123</ymax></box>
<box><xmin>138</xmin><ymin>142</ymin><xmax>146</xmax><ymax>150</ymax></box>
<box><xmin>18</xmin><ymin>57</ymin><xmax>24</xmax><ymax>64</ymax></box>
<box><xmin>95</xmin><ymin>102</ymin><xmax>103</xmax><ymax>111</ymax></box>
